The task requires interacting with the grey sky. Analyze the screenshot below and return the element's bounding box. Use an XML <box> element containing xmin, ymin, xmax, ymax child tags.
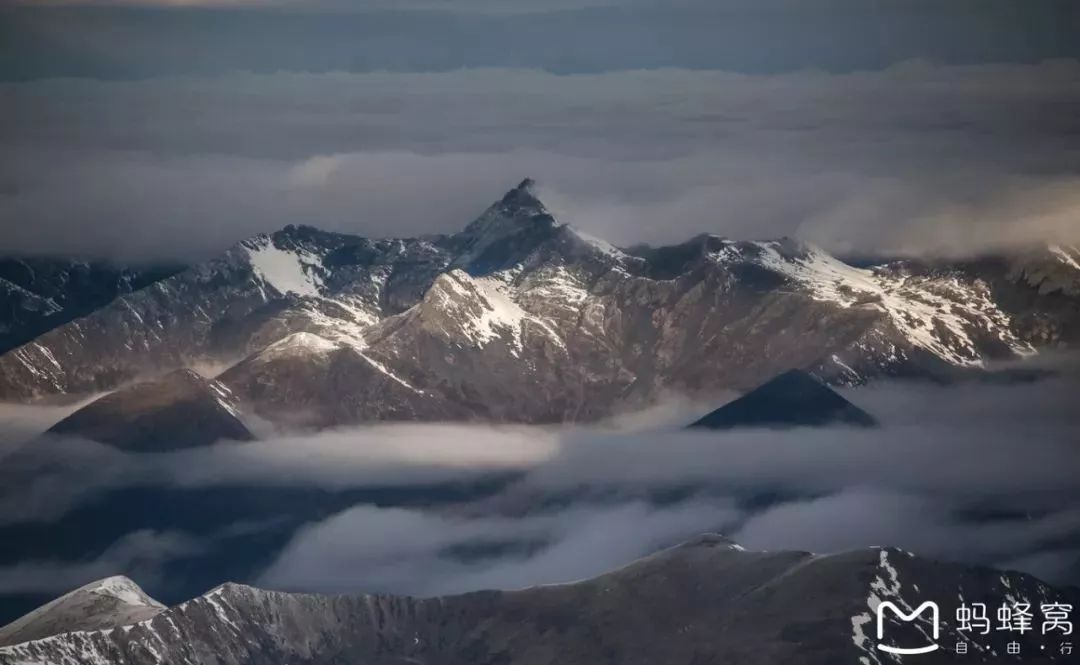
<box><xmin>3</xmin><ymin>1</ymin><xmax>1078</xmax><ymax>80</ymax></box>
<box><xmin>3</xmin><ymin>63</ymin><xmax>1080</xmax><ymax>260</ymax></box>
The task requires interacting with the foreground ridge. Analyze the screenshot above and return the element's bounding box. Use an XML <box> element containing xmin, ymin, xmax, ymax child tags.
<box><xmin>0</xmin><ymin>576</ymin><xmax>164</xmax><ymax>648</ymax></box>
<box><xmin>1</xmin><ymin>538</ymin><xmax>1075</xmax><ymax>665</ymax></box>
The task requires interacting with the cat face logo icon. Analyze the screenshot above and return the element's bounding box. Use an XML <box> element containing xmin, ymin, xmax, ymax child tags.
<box><xmin>876</xmin><ymin>601</ymin><xmax>941</xmax><ymax>655</ymax></box>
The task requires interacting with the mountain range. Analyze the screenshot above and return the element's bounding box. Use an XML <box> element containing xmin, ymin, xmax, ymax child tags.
<box><xmin>1</xmin><ymin>536</ymin><xmax>1076</xmax><ymax>665</ymax></box>
<box><xmin>2</xmin><ymin>181</ymin><xmax>1078</xmax><ymax>664</ymax></box>
<box><xmin>1</xmin><ymin>178</ymin><xmax>1077</xmax><ymax>431</ymax></box>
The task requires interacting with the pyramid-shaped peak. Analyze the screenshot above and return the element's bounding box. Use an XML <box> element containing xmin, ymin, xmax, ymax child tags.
<box><xmin>498</xmin><ymin>177</ymin><xmax>547</xmax><ymax>211</ymax></box>
<box><xmin>47</xmin><ymin>368</ymin><xmax>254</xmax><ymax>451</ymax></box>
<box><xmin>688</xmin><ymin>368</ymin><xmax>877</xmax><ymax>430</ymax></box>
<box><xmin>449</xmin><ymin>180</ymin><xmax>562</xmax><ymax>273</ymax></box>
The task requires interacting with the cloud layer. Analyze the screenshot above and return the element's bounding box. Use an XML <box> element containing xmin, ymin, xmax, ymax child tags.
<box><xmin>3</xmin><ymin>63</ymin><xmax>1080</xmax><ymax>260</ymax></box>
<box><xmin>4</xmin><ymin>2</ymin><xmax>1078</xmax><ymax>80</ymax></box>
<box><xmin>2</xmin><ymin>371</ymin><xmax>1078</xmax><ymax>600</ymax></box>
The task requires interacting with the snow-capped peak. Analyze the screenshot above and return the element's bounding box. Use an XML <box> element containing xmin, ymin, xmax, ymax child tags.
<box><xmin>499</xmin><ymin>177</ymin><xmax>546</xmax><ymax>213</ymax></box>
<box><xmin>449</xmin><ymin>179</ymin><xmax>562</xmax><ymax>272</ymax></box>
<box><xmin>85</xmin><ymin>576</ymin><xmax>163</xmax><ymax>609</ymax></box>
<box><xmin>0</xmin><ymin>575</ymin><xmax>165</xmax><ymax>648</ymax></box>
<box><xmin>466</xmin><ymin>178</ymin><xmax>554</xmax><ymax>230</ymax></box>
<box><xmin>256</xmin><ymin>332</ymin><xmax>342</xmax><ymax>360</ymax></box>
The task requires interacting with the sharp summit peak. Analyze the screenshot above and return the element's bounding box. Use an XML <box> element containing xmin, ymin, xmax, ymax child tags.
<box><xmin>497</xmin><ymin>176</ymin><xmax>547</xmax><ymax>210</ymax></box>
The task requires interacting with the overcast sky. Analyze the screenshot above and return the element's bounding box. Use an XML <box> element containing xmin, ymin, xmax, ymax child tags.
<box><xmin>1</xmin><ymin>1</ymin><xmax>1078</xmax><ymax>260</ymax></box>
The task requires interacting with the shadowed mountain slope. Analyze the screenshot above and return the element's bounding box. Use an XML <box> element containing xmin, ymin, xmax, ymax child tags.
<box><xmin>689</xmin><ymin>369</ymin><xmax>877</xmax><ymax>429</ymax></box>
<box><xmin>47</xmin><ymin>369</ymin><xmax>254</xmax><ymax>451</ymax></box>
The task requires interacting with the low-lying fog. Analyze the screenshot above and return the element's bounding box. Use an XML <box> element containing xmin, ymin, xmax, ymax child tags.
<box><xmin>1</xmin><ymin>370</ymin><xmax>1077</xmax><ymax>613</ymax></box>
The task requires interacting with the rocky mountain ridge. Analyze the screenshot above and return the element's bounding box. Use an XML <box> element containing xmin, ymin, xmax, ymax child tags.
<box><xmin>1</xmin><ymin>180</ymin><xmax>1076</xmax><ymax>427</ymax></box>
<box><xmin>0</xmin><ymin>257</ymin><xmax>182</xmax><ymax>356</ymax></box>
<box><xmin>0</xmin><ymin>536</ymin><xmax>1075</xmax><ymax>665</ymax></box>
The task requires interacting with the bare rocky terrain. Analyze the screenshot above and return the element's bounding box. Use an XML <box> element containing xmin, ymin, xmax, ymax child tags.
<box><xmin>1</xmin><ymin>536</ymin><xmax>1076</xmax><ymax>665</ymax></box>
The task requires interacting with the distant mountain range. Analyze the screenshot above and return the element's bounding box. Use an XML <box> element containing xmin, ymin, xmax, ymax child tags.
<box><xmin>1</xmin><ymin>536</ymin><xmax>1076</xmax><ymax>665</ymax></box>
<box><xmin>1</xmin><ymin>179</ymin><xmax>1078</xmax><ymax>430</ymax></box>
<box><xmin>0</xmin><ymin>257</ymin><xmax>181</xmax><ymax>356</ymax></box>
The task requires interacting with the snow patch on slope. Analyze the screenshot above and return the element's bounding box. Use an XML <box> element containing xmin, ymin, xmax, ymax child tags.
<box><xmin>433</xmin><ymin>270</ymin><xmax>565</xmax><ymax>355</ymax></box>
<box><xmin>207</xmin><ymin>380</ymin><xmax>244</xmax><ymax>419</ymax></box>
<box><xmin>245</xmin><ymin>237</ymin><xmax>324</xmax><ymax>297</ymax></box>
<box><xmin>851</xmin><ymin>549</ymin><xmax>943</xmax><ymax>665</ymax></box>
<box><xmin>522</xmin><ymin>265</ymin><xmax>591</xmax><ymax>306</ymax></box>
<box><xmin>247</xmin><ymin>331</ymin><xmax>421</xmax><ymax>394</ymax></box>
<box><xmin>300</xmin><ymin>301</ymin><xmax>374</xmax><ymax>345</ymax></box>
<box><xmin>1049</xmin><ymin>244</ymin><xmax>1080</xmax><ymax>271</ymax></box>
<box><xmin>353</xmin><ymin>349</ymin><xmax>424</xmax><ymax>394</ymax></box>
<box><xmin>258</xmin><ymin>332</ymin><xmax>341</xmax><ymax>359</ymax></box>
<box><xmin>87</xmin><ymin>577</ymin><xmax>159</xmax><ymax>609</ymax></box>
<box><xmin>568</xmin><ymin>227</ymin><xmax>628</xmax><ymax>261</ymax></box>
<box><xmin>471</xmin><ymin>276</ymin><xmax>532</xmax><ymax>349</ymax></box>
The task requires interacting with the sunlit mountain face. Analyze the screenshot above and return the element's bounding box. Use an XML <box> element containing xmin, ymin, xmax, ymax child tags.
<box><xmin>1</xmin><ymin>2</ymin><xmax>1079</xmax><ymax>664</ymax></box>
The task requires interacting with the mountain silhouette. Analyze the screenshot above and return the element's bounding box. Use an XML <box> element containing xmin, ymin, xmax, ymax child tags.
<box><xmin>688</xmin><ymin>369</ymin><xmax>877</xmax><ymax>430</ymax></box>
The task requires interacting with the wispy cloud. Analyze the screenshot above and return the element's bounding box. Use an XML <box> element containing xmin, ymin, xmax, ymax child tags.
<box><xmin>258</xmin><ymin>499</ymin><xmax>743</xmax><ymax>595</ymax></box>
<box><xmin>0</xmin><ymin>530</ymin><xmax>201</xmax><ymax>595</ymax></box>
<box><xmin>2</xmin><ymin>371</ymin><xmax>1078</xmax><ymax>594</ymax></box>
